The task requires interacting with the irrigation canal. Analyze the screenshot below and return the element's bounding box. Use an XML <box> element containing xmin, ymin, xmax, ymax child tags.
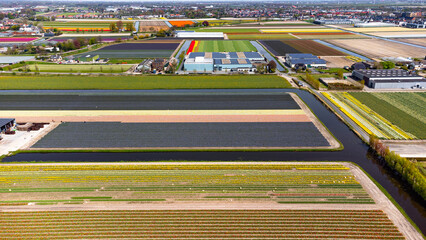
<box><xmin>2</xmin><ymin>89</ymin><xmax>425</xmax><ymax>234</ymax></box>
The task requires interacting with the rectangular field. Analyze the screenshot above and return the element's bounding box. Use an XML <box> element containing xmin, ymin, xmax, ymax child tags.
<box><xmin>396</xmin><ymin>38</ymin><xmax>426</xmax><ymax>47</ymax></box>
<box><xmin>0</xmin><ymin>75</ymin><xmax>291</xmax><ymax>90</ymax></box>
<box><xmin>194</xmin><ymin>40</ymin><xmax>256</xmax><ymax>52</ymax></box>
<box><xmin>14</xmin><ymin>64</ymin><xmax>132</xmax><ymax>73</ymax></box>
<box><xmin>0</xmin><ymin>210</ymin><xmax>404</xmax><ymax>239</ymax></box>
<box><xmin>349</xmin><ymin>92</ymin><xmax>426</xmax><ymax>139</ymax></box>
<box><xmin>260</xmin><ymin>40</ymin><xmax>345</xmax><ymax>56</ymax></box>
<box><xmin>325</xmin><ymin>39</ymin><xmax>426</xmax><ymax>59</ymax></box>
<box><xmin>74</xmin><ymin>42</ymin><xmax>180</xmax><ymax>59</ymax></box>
<box><xmin>227</xmin><ymin>33</ymin><xmax>297</xmax><ymax>40</ymax></box>
<box><xmin>0</xmin><ymin>163</ymin><xmax>369</xmax><ymax>204</ymax></box>
<box><xmin>30</xmin><ymin>121</ymin><xmax>329</xmax><ymax>149</ymax></box>
<box><xmin>323</xmin><ymin>92</ymin><xmax>426</xmax><ymax>139</ymax></box>
<box><xmin>0</xmin><ymin>162</ymin><xmax>416</xmax><ymax>239</ymax></box>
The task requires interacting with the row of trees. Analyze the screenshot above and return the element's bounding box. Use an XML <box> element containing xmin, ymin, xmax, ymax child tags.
<box><xmin>109</xmin><ymin>21</ymin><xmax>135</xmax><ymax>32</ymax></box>
<box><xmin>56</xmin><ymin>37</ymin><xmax>100</xmax><ymax>52</ymax></box>
<box><xmin>369</xmin><ymin>135</ymin><xmax>425</xmax><ymax>200</ymax></box>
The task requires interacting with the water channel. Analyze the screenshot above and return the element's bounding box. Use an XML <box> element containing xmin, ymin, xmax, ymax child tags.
<box><xmin>2</xmin><ymin>89</ymin><xmax>425</xmax><ymax>234</ymax></box>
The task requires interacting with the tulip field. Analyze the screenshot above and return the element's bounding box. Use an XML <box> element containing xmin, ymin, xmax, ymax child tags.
<box><xmin>323</xmin><ymin>92</ymin><xmax>425</xmax><ymax>139</ymax></box>
<box><xmin>0</xmin><ymin>163</ymin><xmax>373</xmax><ymax>205</ymax></box>
<box><xmin>0</xmin><ymin>210</ymin><xmax>404</xmax><ymax>239</ymax></box>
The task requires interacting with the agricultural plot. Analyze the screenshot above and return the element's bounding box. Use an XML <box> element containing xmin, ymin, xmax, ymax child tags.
<box><xmin>396</xmin><ymin>38</ymin><xmax>426</xmax><ymax>47</ymax></box>
<box><xmin>42</xmin><ymin>21</ymin><xmax>115</xmax><ymax>32</ymax></box>
<box><xmin>227</xmin><ymin>33</ymin><xmax>297</xmax><ymax>40</ymax></box>
<box><xmin>326</xmin><ymin>39</ymin><xmax>426</xmax><ymax>59</ymax></box>
<box><xmin>0</xmin><ymin>75</ymin><xmax>290</xmax><ymax>90</ymax></box>
<box><xmin>0</xmin><ymin>210</ymin><xmax>404</xmax><ymax>239</ymax></box>
<box><xmin>349</xmin><ymin>92</ymin><xmax>426</xmax><ymax>139</ymax></box>
<box><xmin>0</xmin><ymin>163</ymin><xmax>371</xmax><ymax>205</ymax></box>
<box><xmin>31</xmin><ymin>121</ymin><xmax>329</xmax><ymax>149</ymax></box>
<box><xmin>138</xmin><ymin>20</ymin><xmax>169</xmax><ymax>32</ymax></box>
<box><xmin>260</xmin><ymin>40</ymin><xmax>345</xmax><ymax>56</ymax></box>
<box><xmin>261</xmin><ymin>28</ymin><xmax>345</xmax><ymax>33</ymax></box>
<box><xmin>193</xmin><ymin>40</ymin><xmax>256</xmax><ymax>52</ymax></box>
<box><xmin>366</xmin><ymin>31</ymin><xmax>426</xmax><ymax>38</ymax></box>
<box><xmin>0</xmin><ymin>92</ymin><xmax>300</xmax><ymax>111</ymax></box>
<box><xmin>0</xmin><ymin>37</ymin><xmax>38</xmax><ymax>42</ymax></box>
<box><xmin>292</xmin><ymin>32</ymin><xmax>366</xmax><ymax>40</ymax></box>
<box><xmin>49</xmin><ymin>35</ymin><xmax>131</xmax><ymax>43</ymax></box>
<box><xmin>168</xmin><ymin>20</ymin><xmax>195</xmax><ymax>27</ymax></box>
<box><xmin>0</xmin><ymin>162</ymin><xmax>417</xmax><ymax>239</ymax></box>
<box><xmin>14</xmin><ymin>64</ymin><xmax>132</xmax><ymax>73</ymax></box>
<box><xmin>322</xmin><ymin>92</ymin><xmax>426</xmax><ymax>139</ymax></box>
<box><xmin>73</xmin><ymin>42</ymin><xmax>180</xmax><ymax>59</ymax></box>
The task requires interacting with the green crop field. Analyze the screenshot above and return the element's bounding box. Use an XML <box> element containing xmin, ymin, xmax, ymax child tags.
<box><xmin>195</xmin><ymin>40</ymin><xmax>256</xmax><ymax>52</ymax></box>
<box><xmin>0</xmin><ymin>164</ymin><xmax>373</xmax><ymax>205</ymax></box>
<box><xmin>350</xmin><ymin>92</ymin><xmax>426</xmax><ymax>139</ymax></box>
<box><xmin>42</xmin><ymin>21</ymin><xmax>132</xmax><ymax>28</ymax></box>
<box><xmin>0</xmin><ymin>210</ymin><xmax>404</xmax><ymax>239</ymax></box>
<box><xmin>227</xmin><ymin>33</ymin><xmax>297</xmax><ymax>40</ymax></box>
<box><xmin>14</xmin><ymin>64</ymin><xmax>132</xmax><ymax>73</ymax></box>
<box><xmin>0</xmin><ymin>75</ymin><xmax>291</xmax><ymax>90</ymax></box>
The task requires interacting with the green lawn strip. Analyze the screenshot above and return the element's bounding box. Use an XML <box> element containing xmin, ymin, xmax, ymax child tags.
<box><xmin>0</xmin><ymin>188</ymin><xmax>97</xmax><ymax>193</ymax></box>
<box><xmin>107</xmin><ymin>59</ymin><xmax>143</xmax><ymax>64</ymax></box>
<box><xmin>0</xmin><ymin>200</ymin><xmax>83</xmax><ymax>203</ymax></box>
<box><xmin>349</xmin><ymin>92</ymin><xmax>426</xmax><ymax>139</ymax></box>
<box><xmin>0</xmin><ymin>75</ymin><xmax>291</xmax><ymax>90</ymax></box>
<box><xmin>15</xmin><ymin>64</ymin><xmax>132</xmax><ymax>73</ymax></box>
<box><xmin>71</xmin><ymin>197</ymin><xmax>112</xmax><ymax>200</ymax></box>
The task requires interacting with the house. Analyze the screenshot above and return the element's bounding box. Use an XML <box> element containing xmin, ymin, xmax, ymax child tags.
<box><xmin>49</xmin><ymin>54</ymin><xmax>62</xmax><ymax>62</ymax></box>
<box><xmin>151</xmin><ymin>58</ymin><xmax>166</xmax><ymax>71</ymax></box>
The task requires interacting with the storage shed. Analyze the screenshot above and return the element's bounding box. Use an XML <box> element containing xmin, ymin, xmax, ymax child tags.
<box><xmin>0</xmin><ymin>118</ymin><xmax>15</xmax><ymax>133</ymax></box>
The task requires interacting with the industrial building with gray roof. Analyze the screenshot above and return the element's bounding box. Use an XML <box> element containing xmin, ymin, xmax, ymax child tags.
<box><xmin>353</xmin><ymin>69</ymin><xmax>426</xmax><ymax>89</ymax></box>
<box><xmin>184</xmin><ymin>52</ymin><xmax>266</xmax><ymax>72</ymax></box>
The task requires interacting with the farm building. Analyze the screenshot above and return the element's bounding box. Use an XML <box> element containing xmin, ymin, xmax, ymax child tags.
<box><xmin>152</xmin><ymin>58</ymin><xmax>167</xmax><ymax>71</ymax></box>
<box><xmin>285</xmin><ymin>53</ymin><xmax>326</xmax><ymax>68</ymax></box>
<box><xmin>0</xmin><ymin>118</ymin><xmax>15</xmax><ymax>133</ymax></box>
<box><xmin>176</xmin><ymin>31</ymin><xmax>224</xmax><ymax>39</ymax></box>
<box><xmin>352</xmin><ymin>69</ymin><xmax>426</xmax><ymax>89</ymax></box>
<box><xmin>184</xmin><ymin>52</ymin><xmax>266</xmax><ymax>72</ymax></box>
<box><xmin>314</xmin><ymin>19</ymin><xmax>362</xmax><ymax>25</ymax></box>
<box><xmin>354</xmin><ymin>22</ymin><xmax>397</xmax><ymax>28</ymax></box>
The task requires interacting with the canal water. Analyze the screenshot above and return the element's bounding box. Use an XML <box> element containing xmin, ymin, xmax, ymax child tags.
<box><xmin>2</xmin><ymin>89</ymin><xmax>425</xmax><ymax>234</ymax></box>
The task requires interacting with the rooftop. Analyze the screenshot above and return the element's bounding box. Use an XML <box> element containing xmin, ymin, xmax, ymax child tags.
<box><xmin>0</xmin><ymin>118</ymin><xmax>14</xmax><ymax>127</ymax></box>
<box><xmin>354</xmin><ymin>69</ymin><xmax>423</xmax><ymax>78</ymax></box>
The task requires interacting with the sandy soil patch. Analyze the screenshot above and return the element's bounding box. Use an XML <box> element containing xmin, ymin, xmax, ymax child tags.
<box><xmin>367</xmin><ymin>32</ymin><xmax>426</xmax><ymax>38</ymax></box>
<box><xmin>320</xmin><ymin>56</ymin><xmax>356</xmax><ymax>68</ymax></box>
<box><xmin>326</xmin><ymin>39</ymin><xmax>426</xmax><ymax>58</ymax></box>
<box><xmin>395</xmin><ymin>38</ymin><xmax>426</xmax><ymax>47</ymax></box>
<box><xmin>382</xmin><ymin>140</ymin><xmax>426</xmax><ymax>158</ymax></box>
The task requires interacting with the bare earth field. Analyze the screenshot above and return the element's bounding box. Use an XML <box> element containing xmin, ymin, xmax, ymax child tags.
<box><xmin>395</xmin><ymin>38</ymin><xmax>426</xmax><ymax>47</ymax></box>
<box><xmin>367</xmin><ymin>32</ymin><xmax>426</xmax><ymax>38</ymax></box>
<box><xmin>326</xmin><ymin>39</ymin><xmax>426</xmax><ymax>59</ymax></box>
<box><xmin>320</xmin><ymin>56</ymin><xmax>356</xmax><ymax>68</ymax></box>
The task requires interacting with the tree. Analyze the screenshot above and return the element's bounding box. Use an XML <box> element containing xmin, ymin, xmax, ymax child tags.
<box><xmin>126</xmin><ymin>23</ymin><xmax>134</xmax><ymax>32</ymax></box>
<box><xmin>380</xmin><ymin>61</ymin><xmax>395</xmax><ymax>69</ymax></box>
<box><xmin>202</xmin><ymin>21</ymin><xmax>209</xmax><ymax>27</ymax></box>
<box><xmin>109</xmin><ymin>23</ymin><xmax>117</xmax><ymax>32</ymax></box>
<box><xmin>267</xmin><ymin>60</ymin><xmax>277</xmax><ymax>73</ymax></box>
<box><xmin>116</xmin><ymin>21</ymin><xmax>123</xmax><ymax>31</ymax></box>
<box><xmin>337</xmin><ymin>69</ymin><xmax>344</xmax><ymax>79</ymax></box>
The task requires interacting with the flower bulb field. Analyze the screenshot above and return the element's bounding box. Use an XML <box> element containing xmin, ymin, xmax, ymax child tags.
<box><xmin>0</xmin><ymin>162</ymin><xmax>418</xmax><ymax>239</ymax></box>
<box><xmin>13</xmin><ymin>92</ymin><xmax>339</xmax><ymax>150</ymax></box>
